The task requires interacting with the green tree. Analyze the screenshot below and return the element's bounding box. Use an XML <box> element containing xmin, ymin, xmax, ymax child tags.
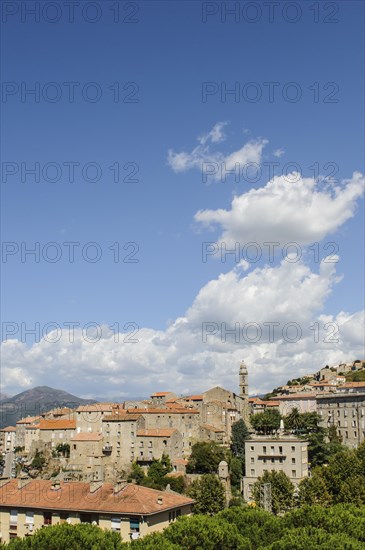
<box><xmin>127</xmin><ymin>462</ymin><xmax>145</xmax><ymax>485</ymax></box>
<box><xmin>253</xmin><ymin>471</ymin><xmax>294</xmax><ymax>515</ymax></box>
<box><xmin>264</xmin><ymin>527</ymin><xmax>364</xmax><ymax>550</ymax></box>
<box><xmin>2</xmin><ymin>523</ymin><xmax>123</xmax><ymax>549</ymax></box>
<box><xmin>218</xmin><ymin>506</ymin><xmax>284</xmax><ymax>549</ymax></box>
<box><xmin>249</xmin><ymin>409</ymin><xmax>281</xmax><ymax>435</ymax></box>
<box><xmin>230</xmin><ymin>456</ymin><xmax>244</xmax><ymax>490</ymax></box>
<box><xmin>186</xmin><ymin>442</ymin><xmax>226</xmax><ymax>474</ymax></box>
<box><xmin>166</xmin><ymin>475</ymin><xmax>185</xmax><ymax>494</ymax></box>
<box><xmin>297</xmin><ymin>472</ymin><xmax>331</xmax><ymax>506</ymax></box>
<box><xmin>186</xmin><ymin>474</ymin><xmax>226</xmax><ymax>515</ymax></box>
<box><xmin>163</xmin><ymin>515</ymin><xmax>251</xmax><ymax>550</ymax></box>
<box><xmin>55</xmin><ymin>443</ymin><xmax>70</xmax><ymax>457</ymax></box>
<box><xmin>30</xmin><ymin>451</ymin><xmax>46</xmax><ymax>471</ymax></box>
<box><xmin>231</xmin><ymin>419</ymin><xmax>250</xmax><ymax>458</ymax></box>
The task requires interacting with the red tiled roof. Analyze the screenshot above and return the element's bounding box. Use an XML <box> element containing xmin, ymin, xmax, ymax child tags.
<box><xmin>39</xmin><ymin>419</ymin><xmax>76</xmax><ymax>431</ymax></box>
<box><xmin>0</xmin><ymin>480</ymin><xmax>194</xmax><ymax>515</ymax></box>
<box><xmin>136</xmin><ymin>429</ymin><xmax>177</xmax><ymax>438</ymax></box>
<box><xmin>126</xmin><ymin>408</ymin><xmax>199</xmax><ymax>415</ymax></box>
<box><xmin>151</xmin><ymin>392</ymin><xmax>173</xmax><ymax>397</ymax></box>
<box><xmin>71</xmin><ymin>433</ymin><xmax>102</xmax><ymax>441</ymax></box>
<box><xmin>0</xmin><ymin>426</ymin><xmax>16</xmax><ymax>432</ymax></box>
<box><xmin>76</xmin><ymin>403</ymin><xmax>117</xmax><ymax>413</ymax></box>
<box><xmin>16</xmin><ymin>416</ymin><xmax>40</xmax><ymax>425</ymax></box>
<box><xmin>185</xmin><ymin>395</ymin><xmax>203</xmax><ymax>401</ymax></box>
<box><xmin>103</xmin><ymin>412</ymin><xmax>142</xmax><ymax>422</ymax></box>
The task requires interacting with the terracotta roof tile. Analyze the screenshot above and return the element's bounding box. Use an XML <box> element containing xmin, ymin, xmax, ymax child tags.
<box><xmin>0</xmin><ymin>426</ymin><xmax>16</xmax><ymax>432</ymax></box>
<box><xmin>39</xmin><ymin>419</ymin><xmax>76</xmax><ymax>431</ymax></box>
<box><xmin>76</xmin><ymin>403</ymin><xmax>117</xmax><ymax>413</ymax></box>
<box><xmin>126</xmin><ymin>408</ymin><xmax>199</xmax><ymax>415</ymax></box>
<box><xmin>16</xmin><ymin>416</ymin><xmax>40</xmax><ymax>425</ymax></box>
<box><xmin>0</xmin><ymin>480</ymin><xmax>194</xmax><ymax>515</ymax></box>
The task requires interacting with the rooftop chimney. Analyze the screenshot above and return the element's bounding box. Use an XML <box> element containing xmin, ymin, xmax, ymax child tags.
<box><xmin>90</xmin><ymin>480</ymin><xmax>103</xmax><ymax>493</ymax></box>
<box><xmin>113</xmin><ymin>480</ymin><xmax>128</xmax><ymax>494</ymax></box>
<box><xmin>18</xmin><ymin>476</ymin><xmax>31</xmax><ymax>490</ymax></box>
<box><xmin>51</xmin><ymin>480</ymin><xmax>61</xmax><ymax>491</ymax></box>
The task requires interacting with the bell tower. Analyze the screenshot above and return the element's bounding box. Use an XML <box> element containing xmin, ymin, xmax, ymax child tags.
<box><xmin>239</xmin><ymin>360</ymin><xmax>249</xmax><ymax>421</ymax></box>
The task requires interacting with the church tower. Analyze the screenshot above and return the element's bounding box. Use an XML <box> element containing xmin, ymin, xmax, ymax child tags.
<box><xmin>239</xmin><ymin>360</ymin><xmax>249</xmax><ymax>421</ymax></box>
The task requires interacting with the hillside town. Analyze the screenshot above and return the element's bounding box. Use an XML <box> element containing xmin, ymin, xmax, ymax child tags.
<box><xmin>0</xmin><ymin>359</ymin><xmax>364</xmax><ymax>544</ymax></box>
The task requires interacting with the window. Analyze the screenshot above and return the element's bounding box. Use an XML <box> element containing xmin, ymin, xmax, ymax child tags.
<box><xmin>250</xmin><ymin>446</ymin><xmax>254</xmax><ymax>451</ymax></box>
<box><xmin>263</xmin><ymin>446</ymin><xmax>267</xmax><ymax>454</ymax></box>
<box><xmin>279</xmin><ymin>446</ymin><xmax>283</xmax><ymax>454</ymax></box>
<box><xmin>25</xmin><ymin>511</ymin><xmax>34</xmax><ymax>525</ymax></box>
<box><xmin>130</xmin><ymin>518</ymin><xmax>140</xmax><ymax>533</ymax></box>
<box><xmin>250</xmin><ymin>469</ymin><xmax>255</xmax><ymax>476</ymax></box>
<box><xmin>43</xmin><ymin>512</ymin><xmax>52</xmax><ymax>525</ymax></box>
<box><xmin>292</xmin><ymin>470</ymin><xmax>296</xmax><ymax>478</ymax></box>
<box><xmin>270</xmin><ymin>446</ymin><xmax>274</xmax><ymax>455</ymax></box>
<box><xmin>10</xmin><ymin>510</ymin><xmax>18</xmax><ymax>528</ymax></box>
<box><xmin>250</xmin><ymin>457</ymin><xmax>254</xmax><ymax>463</ymax></box>
<box><xmin>291</xmin><ymin>446</ymin><xmax>295</xmax><ymax>452</ymax></box>
<box><xmin>292</xmin><ymin>458</ymin><xmax>296</xmax><ymax>464</ymax></box>
<box><xmin>111</xmin><ymin>517</ymin><xmax>121</xmax><ymax>531</ymax></box>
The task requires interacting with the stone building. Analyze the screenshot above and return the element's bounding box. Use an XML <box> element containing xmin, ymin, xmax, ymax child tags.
<box><xmin>15</xmin><ymin>417</ymin><xmax>40</xmax><ymax>448</ymax></box>
<box><xmin>37</xmin><ymin>419</ymin><xmax>76</xmax><ymax>449</ymax></box>
<box><xmin>68</xmin><ymin>433</ymin><xmax>104</xmax><ymax>480</ymax></box>
<box><xmin>242</xmin><ymin>436</ymin><xmax>309</xmax><ymax>502</ymax></box>
<box><xmin>317</xmin><ymin>391</ymin><xmax>365</xmax><ymax>448</ymax></box>
<box><xmin>75</xmin><ymin>403</ymin><xmax>119</xmax><ymax>434</ymax></box>
<box><xmin>0</xmin><ymin>478</ymin><xmax>194</xmax><ymax>543</ymax></box>
<box><xmin>135</xmin><ymin>429</ymin><xmax>183</xmax><ymax>465</ymax></box>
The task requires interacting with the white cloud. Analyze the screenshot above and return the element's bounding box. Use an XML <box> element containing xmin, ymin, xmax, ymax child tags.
<box><xmin>273</xmin><ymin>148</ymin><xmax>285</xmax><ymax>158</ymax></box>
<box><xmin>167</xmin><ymin>122</ymin><xmax>267</xmax><ymax>178</ymax></box>
<box><xmin>1</xmin><ymin>259</ymin><xmax>363</xmax><ymax>399</ymax></box>
<box><xmin>198</xmin><ymin>121</ymin><xmax>227</xmax><ymax>145</ymax></box>
<box><xmin>195</xmin><ymin>171</ymin><xmax>364</xmax><ymax>246</ymax></box>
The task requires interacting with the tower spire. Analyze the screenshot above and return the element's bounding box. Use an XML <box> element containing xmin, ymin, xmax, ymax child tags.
<box><xmin>239</xmin><ymin>360</ymin><xmax>249</xmax><ymax>422</ymax></box>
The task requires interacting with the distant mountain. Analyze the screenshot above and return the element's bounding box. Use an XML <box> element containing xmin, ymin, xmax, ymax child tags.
<box><xmin>0</xmin><ymin>392</ymin><xmax>11</xmax><ymax>401</ymax></box>
<box><xmin>0</xmin><ymin>386</ymin><xmax>98</xmax><ymax>429</ymax></box>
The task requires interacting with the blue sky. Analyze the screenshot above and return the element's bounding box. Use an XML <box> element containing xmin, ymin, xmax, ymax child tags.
<box><xmin>1</xmin><ymin>1</ymin><xmax>364</xmax><ymax>398</ymax></box>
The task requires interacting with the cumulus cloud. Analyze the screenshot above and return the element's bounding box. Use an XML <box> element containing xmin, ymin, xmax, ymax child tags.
<box><xmin>1</xmin><ymin>259</ymin><xmax>363</xmax><ymax>399</ymax></box>
<box><xmin>195</xmin><ymin>171</ymin><xmax>365</xmax><ymax>246</ymax></box>
<box><xmin>167</xmin><ymin>122</ymin><xmax>267</xmax><ymax>178</ymax></box>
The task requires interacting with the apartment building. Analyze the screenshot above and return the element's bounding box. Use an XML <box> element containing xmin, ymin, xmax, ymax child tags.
<box><xmin>101</xmin><ymin>412</ymin><xmax>146</xmax><ymax>466</ymax></box>
<box><xmin>317</xmin><ymin>392</ymin><xmax>365</xmax><ymax>448</ymax></box>
<box><xmin>275</xmin><ymin>394</ymin><xmax>317</xmax><ymax>416</ymax></box>
<box><xmin>0</xmin><ymin>427</ymin><xmax>16</xmax><ymax>453</ymax></box>
<box><xmin>242</xmin><ymin>437</ymin><xmax>309</xmax><ymax>502</ymax></box>
<box><xmin>0</xmin><ymin>478</ymin><xmax>194</xmax><ymax>543</ymax></box>
<box><xmin>15</xmin><ymin>417</ymin><xmax>40</xmax><ymax>448</ymax></box>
